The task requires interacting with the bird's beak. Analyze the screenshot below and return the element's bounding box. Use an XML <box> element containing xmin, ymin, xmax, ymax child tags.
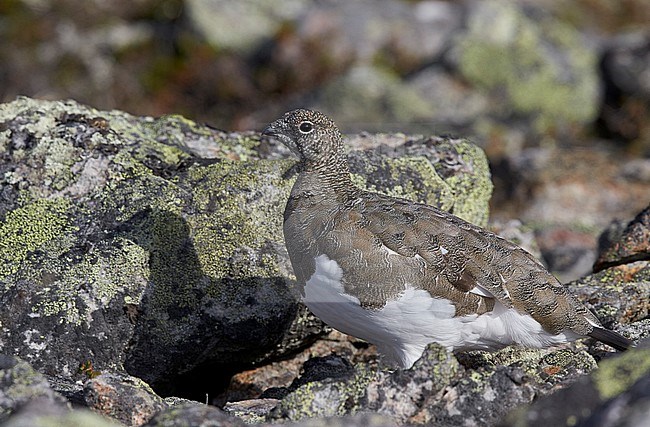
<box><xmin>262</xmin><ymin>122</ymin><xmax>278</xmax><ymax>138</ymax></box>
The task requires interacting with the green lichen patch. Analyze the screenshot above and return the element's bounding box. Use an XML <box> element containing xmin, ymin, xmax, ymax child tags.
<box><xmin>434</xmin><ymin>140</ymin><xmax>493</xmax><ymax>226</ymax></box>
<box><xmin>131</xmin><ymin>138</ymin><xmax>195</xmax><ymax>177</ymax></box>
<box><xmin>387</xmin><ymin>156</ymin><xmax>455</xmax><ymax>208</ymax></box>
<box><xmin>539</xmin><ymin>349</ymin><xmax>597</xmax><ymax>383</ymax></box>
<box><xmin>31</xmin><ymin>237</ymin><xmax>149</xmax><ymax>326</ymax></box>
<box><xmin>32</xmin><ymin>135</ymin><xmax>81</xmax><ymax>191</ymax></box>
<box><xmin>0</xmin><ymin>198</ymin><xmax>75</xmax><ymax>280</ymax></box>
<box><xmin>593</xmin><ymin>348</ymin><xmax>650</xmax><ymax>400</ymax></box>
<box><xmin>352</xmin><ymin>154</ymin><xmax>455</xmax><ymax>210</ymax></box>
<box><xmin>459</xmin><ymin>346</ymin><xmax>597</xmax><ymax>387</ymax></box>
<box><xmin>348</xmin><ymin>137</ymin><xmax>492</xmax><ymax>227</ymax></box>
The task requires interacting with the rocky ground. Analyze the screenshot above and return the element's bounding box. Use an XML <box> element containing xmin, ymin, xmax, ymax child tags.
<box><xmin>0</xmin><ymin>97</ymin><xmax>649</xmax><ymax>426</ymax></box>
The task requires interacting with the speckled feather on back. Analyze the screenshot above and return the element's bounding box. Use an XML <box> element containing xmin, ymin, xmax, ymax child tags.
<box><xmin>263</xmin><ymin>109</ymin><xmax>633</xmax><ymax>364</ymax></box>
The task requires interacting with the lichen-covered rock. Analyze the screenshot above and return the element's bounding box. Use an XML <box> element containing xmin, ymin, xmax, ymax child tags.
<box><xmin>0</xmin><ymin>354</ymin><xmax>121</xmax><ymax>426</ymax></box>
<box><xmin>267</xmin><ymin>342</ymin><xmax>625</xmax><ymax>426</ymax></box>
<box><xmin>568</xmin><ymin>261</ymin><xmax>650</xmax><ymax>329</ymax></box>
<box><xmin>0</xmin><ymin>97</ymin><xmax>492</xmax><ymax>397</ymax></box>
<box><xmin>222</xmin><ymin>398</ymin><xmax>281</xmax><ymax>424</ymax></box>
<box><xmin>0</xmin><ymin>97</ymin><xmax>301</xmax><ymax>395</ymax></box>
<box><xmin>501</xmin><ymin>340</ymin><xmax>650</xmax><ymax>427</ymax></box>
<box><xmin>346</xmin><ymin>132</ymin><xmax>493</xmax><ymax>225</ymax></box>
<box><xmin>3</xmin><ymin>400</ymin><xmax>122</xmax><ymax>427</ymax></box>
<box><xmin>285</xmin><ymin>412</ymin><xmax>399</xmax><ymax>427</ymax></box>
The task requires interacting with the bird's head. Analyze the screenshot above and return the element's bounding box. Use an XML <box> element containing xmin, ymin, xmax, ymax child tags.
<box><xmin>262</xmin><ymin>109</ymin><xmax>345</xmax><ymax>166</ymax></box>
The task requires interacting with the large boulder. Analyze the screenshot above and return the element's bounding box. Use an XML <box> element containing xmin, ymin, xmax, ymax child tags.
<box><xmin>0</xmin><ymin>97</ymin><xmax>492</xmax><ymax>398</ymax></box>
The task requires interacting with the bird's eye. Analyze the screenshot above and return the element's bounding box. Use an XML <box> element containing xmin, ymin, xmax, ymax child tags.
<box><xmin>298</xmin><ymin>121</ymin><xmax>314</xmax><ymax>134</ymax></box>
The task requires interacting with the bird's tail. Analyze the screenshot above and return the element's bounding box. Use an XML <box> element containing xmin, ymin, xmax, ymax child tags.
<box><xmin>588</xmin><ymin>327</ymin><xmax>635</xmax><ymax>351</ymax></box>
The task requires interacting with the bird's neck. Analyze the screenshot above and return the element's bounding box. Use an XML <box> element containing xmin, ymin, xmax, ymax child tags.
<box><xmin>292</xmin><ymin>158</ymin><xmax>359</xmax><ymax>202</ymax></box>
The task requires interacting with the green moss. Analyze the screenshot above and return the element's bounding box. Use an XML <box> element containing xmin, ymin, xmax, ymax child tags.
<box><xmin>593</xmin><ymin>349</ymin><xmax>650</xmax><ymax>400</ymax></box>
<box><xmin>0</xmin><ymin>198</ymin><xmax>74</xmax><ymax>279</ymax></box>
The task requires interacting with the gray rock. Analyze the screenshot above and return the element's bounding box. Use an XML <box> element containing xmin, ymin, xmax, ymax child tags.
<box><xmin>569</xmin><ymin>261</ymin><xmax>650</xmax><ymax>329</ymax></box>
<box><xmin>2</xmin><ymin>400</ymin><xmax>122</xmax><ymax>427</ymax></box>
<box><xmin>315</xmin><ymin>65</ymin><xmax>436</xmax><ymax>133</ymax></box>
<box><xmin>0</xmin><ymin>97</ymin><xmax>306</xmax><ymax>395</ymax></box>
<box><xmin>282</xmin><ymin>412</ymin><xmax>399</xmax><ymax>427</ymax></box>
<box><xmin>223</xmin><ymin>398</ymin><xmax>280</xmax><ymax>424</ymax></box>
<box><xmin>0</xmin><ymin>354</ymin><xmax>121</xmax><ymax>426</ymax></box>
<box><xmin>186</xmin><ymin>0</ymin><xmax>308</xmax><ymax>54</ymax></box>
<box><xmin>584</xmin><ymin>374</ymin><xmax>650</xmax><ymax>427</ymax></box>
<box><xmin>407</xmin><ymin>66</ymin><xmax>490</xmax><ymax>131</ymax></box>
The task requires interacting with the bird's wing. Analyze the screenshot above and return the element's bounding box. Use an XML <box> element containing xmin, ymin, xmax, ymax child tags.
<box><xmin>357</xmin><ymin>193</ymin><xmax>597</xmax><ymax>335</ymax></box>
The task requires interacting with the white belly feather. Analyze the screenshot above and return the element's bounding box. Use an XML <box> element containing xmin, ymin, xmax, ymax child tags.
<box><xmin>303</xmin><ymin>254</ymin><xmax>579</xmax><ymax>368</ymax></box>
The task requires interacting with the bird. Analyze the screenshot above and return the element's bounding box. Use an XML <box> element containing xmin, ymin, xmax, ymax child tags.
<box><xmin>262</xmin><ymin>108</ymin><xmax>634</xmax><ymax>369</ymax></box>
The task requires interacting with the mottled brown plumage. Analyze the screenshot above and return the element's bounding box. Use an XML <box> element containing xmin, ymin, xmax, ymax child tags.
<box><xmin>263</xmin><ymin>109</ymin><xmax>632</xmax><ymax>367</ymax></box>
